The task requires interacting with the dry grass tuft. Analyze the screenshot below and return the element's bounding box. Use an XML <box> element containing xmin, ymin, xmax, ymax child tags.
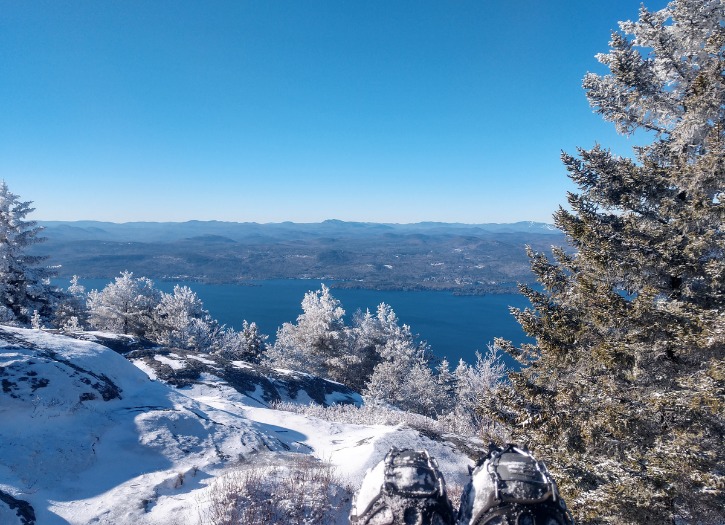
<box><xmin>200</xmin><ymin>454</ymin><xmax>354</xmax><ymax>525</ymax></box>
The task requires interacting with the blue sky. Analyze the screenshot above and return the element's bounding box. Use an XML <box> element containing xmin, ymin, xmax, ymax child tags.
<box><xmin>1</xmin><ymin>0</ymin><xmax>666</xmax><ymax>224</ymax></box>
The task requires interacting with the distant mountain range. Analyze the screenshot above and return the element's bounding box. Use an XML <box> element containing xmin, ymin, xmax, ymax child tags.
<box><xmin>37</xmin><ymin>219</ymin><xmax>560</xmax><ymax>242</ymax></box>
<box><xmin>33</xmin><ymin>220</ymin><xmax>565</xmax><ymax>294</ymax></box>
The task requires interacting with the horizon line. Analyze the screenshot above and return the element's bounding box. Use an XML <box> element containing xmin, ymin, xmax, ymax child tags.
<box><xmin>35</xmin><ymin>218</ymin><xmax>557</xmax><ymax>227</ymax></box>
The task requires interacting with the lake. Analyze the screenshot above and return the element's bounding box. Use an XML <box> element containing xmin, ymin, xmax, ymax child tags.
<box><xmin>59</xmin><ymin>278</ymin><xmax>532</xmax><ymax>366</ymax></box>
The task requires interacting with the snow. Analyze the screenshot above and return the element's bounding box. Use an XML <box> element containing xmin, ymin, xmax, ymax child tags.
<box><xmin>132</xmin><ymin>359</ymin><xmax>159</xmax><ymax>380</ymax></box>
<box><xmin>354</xmin><ymin>459</ymin><xmax>386</xmax><ymax>515</ymax></box>
<box><xmin>468</xmin><ymin>460</ymin><xmax>496</xmax><ymax>521</ymax></box>
<box><xmin>187</xmin><ymin>355</ymin><xmax>217</xmax><ymax>365</ymax></box>
<box><xmin>274</xmin><ymin>366</ymin><xmax>313</xmax><ymax>377</ymax></box>
<box><xmin>391</xmin><ymin>464</ymin><xmax>434</xmax><ymax>494</ymax></box>
<box><xmin>0</xmin><ymin>327</ymin><xmax>474</xmax><ymax>524</ymax></box>
<box><xmin>153</xmin><ymin>354</ymin><xmax>186</xmax><ymax>370</ymax></box>
<box><xmin>81</xmin><ymin>330</ymin><xmax>138</xmax><ymax>343</ymax></box>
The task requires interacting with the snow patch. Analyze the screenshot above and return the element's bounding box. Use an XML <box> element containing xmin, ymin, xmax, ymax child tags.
<box><xmin>154</xmin><ymin>354</ymin><xmax>186</xmax><ymax>370</ymax></box>
<box><xmin>132</xmin><ymin>359</ymin><xmax>158</xmax><ymax>380</ymax></box>
<box><xmin>188</xmin><ymin>354</ymin><xmax>216</xmax><ymax>365</ymax></box>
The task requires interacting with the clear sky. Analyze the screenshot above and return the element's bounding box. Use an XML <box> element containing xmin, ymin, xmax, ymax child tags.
<box><xmin>0</xmin><ymin>0</ymin><xmax>666</xmax><ymax>224</ymax></box>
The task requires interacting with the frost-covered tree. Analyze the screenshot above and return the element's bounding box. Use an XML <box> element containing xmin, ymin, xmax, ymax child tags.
<box><xmin>151</xmin><ymin>285</ymin><xmax>221</xmax><ymax>351</ymax></box>
<box><xmin>344</xmin><ymin>303</ymin><xmax>407</xmax><ymax>391</ymax></box>
<box><xmin>54</xmin><ymin>275</ymin><xmax>88</xmax><ymax>331</ymax></box>
<box><xmin>490</xmin><ymin>2</ymin><xmax>725</xmax><ymax>523</ymax></box>
<box><xmin>213</xmin><ymin>320</ymin><xmax>268</xmax><ymax>362</ymax></box>
<box><xmin>265</xmin><ymin>287</ymin><xmax>434</xmax><ymax>393</ymax></box>
<box><xmin>0</xmin><ymin>182</ymin><xmax>57</xmax><ymax>325</ymax></box>
<box><xmin>30</xmin><ymin>309</ymin><xmax>42</xmax><ymax>330</ymax></box>
<box><xmin>364</xmin><ymin>336</ymin><xmax>444</xmax><ymax>418</ymax></box>
<box><xmin>362</xmin><ymin>304</ymin><xmax>410</xmax><ymax>349</ymax></box>
<box><xmin>87</xmin><ymin>271</ymin><xmax>160</xmax><ymax>336</ymax></box>
<box><xmin>439</xmin><ymin>347</ymin><xmax>506</xmax><ymax>438</ymax></box>
<box><xmin>362</xmin><ymin>310</ymin><xmax>447</xmax><ymax>418</ymax></box>
<box><xmin>265</xmin><ymin>286</ymin><xmax>458</xmax><ymax>411</ymax></box>
<box><xmin>265</xmin><ymin>284</ymin><xmax>350</xmax><ymax>380</ymax></box>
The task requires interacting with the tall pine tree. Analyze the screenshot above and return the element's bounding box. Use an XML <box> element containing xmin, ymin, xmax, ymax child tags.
<box><xmin>491</xmin><ymin>1</ymin><xmax>724</xmax><ymax>523</ymax></box>
<box><xmin>0</xmin><ymin>181</ymin><xmax>56</xmax><ymax>325</ymax></box>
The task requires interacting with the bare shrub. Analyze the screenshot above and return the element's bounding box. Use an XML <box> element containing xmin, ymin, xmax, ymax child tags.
<box><xmin>274</xmin><ymin>401</ymin><xmax>465</xmax><ymax>438</ymax></box>
<box><xmin>200</xmin><ymin>454</ymin><xmax>353</xmax><ymax>525</ymax></box>
<box><xmin>272</xmin><ymin>345</ymin><xmax>508</xmax><ymax>440</ymax></box>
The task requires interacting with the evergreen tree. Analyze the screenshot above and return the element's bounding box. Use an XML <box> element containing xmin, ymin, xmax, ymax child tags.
<box><xmin>491</xmin><ymin>2</ymin><xmax>724</xmax><ymax>523</ymax></box>
<box><xmin>87</xmin><ymin>271</ymin><xmax>160</xmax><ymax>336</ymax></box>
<box><xmin>213</xmin><ymin>320</ymin><xmax>268</xmax><ymax>362</ymax></box>
<box><xmin>363</xmin><ymin>314</ymin><xmax>445</xmax><ymax>418</ymax></box>
<box><xmin>54</xmin><ymin>275</ymin><xmax>88</xmax><ymax>331</ymax></box>
<box><xmin>364</xmin><ymin>337</ymin><xmax>443</xmax><ymax>418</ymax></box>
<box><xmin>151</xmin><ymin>284</ymin><xmax>220</xmax><ymax>351</ymax></box>
<box><xmin>265</xmin><ymin>284</ymin><xmax>349</xmax><ymax>380</ymax></box>
<box><xmin>345</xmin><ymin>303</ymin><xmax>409</xmax><ymax>391</ymax></box>
<box><xmin>443</xmin><ymin>348</ymin><xmax>506</xmax><ymax>438</ymax></box>
<box><xmin>0</xmin><ymin>181</ymin><xmax>57</xmax><ymax>325</ymax></box>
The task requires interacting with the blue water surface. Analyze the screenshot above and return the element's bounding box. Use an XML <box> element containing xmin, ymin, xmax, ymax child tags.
<box><xmin>58</xmin><ymin>278</ymin><xmax>532</xmax><ymax>366</ymax></box>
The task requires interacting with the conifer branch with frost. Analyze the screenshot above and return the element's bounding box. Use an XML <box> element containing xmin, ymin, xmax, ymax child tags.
<box><xmin>487</xmin><ymin>1</ymin><xmax>725</xmax><ymax>523</ymax></box>
<box><xmin>0</xmin><ymin>181</ymin><xmax>59</xmax><ymax>326</ymax></box>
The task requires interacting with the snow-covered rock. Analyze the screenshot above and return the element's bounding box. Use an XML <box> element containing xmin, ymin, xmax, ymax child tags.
<box><xmin>0</xmin><ymin>327</ymin><xmax>265</xmax><ymax>524</ymax></box>
<box><xmin>0</xmin><ymin>327</ymin><xmax>477</xmax><ymax>524</ymax></box>
<box><xmin>126</xmin><ymin>346</ymin><xmax>364</xmax><ymax>407</ymax></box>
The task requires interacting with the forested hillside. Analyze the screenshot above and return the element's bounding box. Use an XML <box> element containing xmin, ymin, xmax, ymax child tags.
<box><xmin>30</xmin><ymin>220</ymin><xmax>564</xmax><ymax>294</ymax></box>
